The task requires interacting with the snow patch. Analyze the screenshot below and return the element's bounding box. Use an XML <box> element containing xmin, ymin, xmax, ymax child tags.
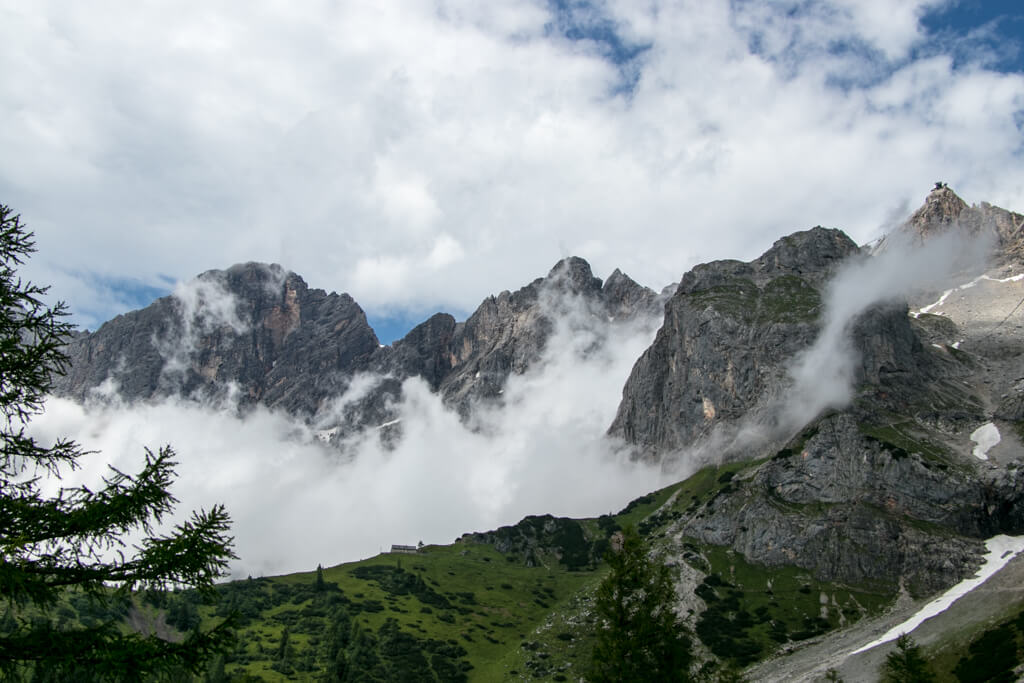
<box><xmin>912</xmin><ymin>272</ymin><xmax>1024</xmax><ymax>317</ymax></box>
<box><xmin>851</xmin><ymin>534</ymin><xmax>1024</xmax><ymax>655</ymax></box>
<box><xmin>376</xmin><ymin>419</ymin><xmax>402</xmax><ymax>430</ymax></box>
<box><xmin>913</xmin><ymin>287</ymin><xmax>954</xmax><ymax>317</ymax></box>
<box><xmin>970</xmin><ymin>422</ymin><xmax>1001</xmax><ymax>460</ymax></box>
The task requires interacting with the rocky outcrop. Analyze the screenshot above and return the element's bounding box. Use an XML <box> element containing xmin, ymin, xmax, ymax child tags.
<box><xmin>673</xmin><ymin>411</ymin><xmax>1024</xmax><ymax>593</ymax></box>
<box><xmin>882</xmin><ymin>184</ymin><xmax>1024</xmax><ymax>262</ymax></box>
<box><xmin>458</xmin><ymin>514</ymin><xmax>606</xmax><ymax>570</ymax></box>
<box><xmin>55</xmin><ymin>257</ymin><xmax>660</xmax><ymax>441</ymax></box>
<box><xmin>609</xmin><ymin>227</ymin><xmax>860</xmax><ymax>456</ymax></box>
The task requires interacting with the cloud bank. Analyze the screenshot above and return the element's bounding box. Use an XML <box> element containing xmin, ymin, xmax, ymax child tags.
<box><xmin>0</xmin><ymin>1</ymin><xmax>1021</xmax><ymax>332</ymax></box>
<box><xmin>29</xmin><ymin>286</ymin><xmax>667</xmax><ymax>578</ymax></box>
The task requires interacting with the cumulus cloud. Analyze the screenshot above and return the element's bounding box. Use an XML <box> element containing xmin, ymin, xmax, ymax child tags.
<box><xmin>0</xmin><ymin>1</ymin><xmax>1020</xmax><ymax>332</ymax></box>
<box><xmin>28</xmin><ymin>285</ymin><xmax>667</xmax><ymax>578</ymax></box>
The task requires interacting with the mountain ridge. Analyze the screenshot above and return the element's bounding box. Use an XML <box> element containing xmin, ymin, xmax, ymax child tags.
<box><xmin>48</xmin><ymin>186</ymin><xmax>1024</xmax><ymax>680</ymax></box>
<box><xmin>54</xmin><ymin>256</ymin><xmax>662</xmax><ymax>444</ymax></box>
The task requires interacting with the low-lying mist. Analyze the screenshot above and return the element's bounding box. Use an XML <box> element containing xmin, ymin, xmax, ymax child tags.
<box><xmin>31</xmin><ymin>290</ymin><xmax>668</xmax><ymax>579</ymax></box>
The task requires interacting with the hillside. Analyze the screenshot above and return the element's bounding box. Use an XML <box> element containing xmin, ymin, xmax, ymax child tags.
<box><xmin>48</xmin><ymin>186</ymin><xmax>1024</xmax><ymax>680</ymax></box>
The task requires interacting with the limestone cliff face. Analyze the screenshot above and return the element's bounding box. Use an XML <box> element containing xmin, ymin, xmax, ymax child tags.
<box><xmin>671</xmin><ymin>411</ymin><xmax>1024</xmax><ymax>593</ymax></box>
<box><xmin>605</xmin><ymin>201</ymin><xmax>1023</xmax><ymax>591</ymax></box>
<box><xmin>55</xmin><ymin>257</ymin><xmax>659</xmax><ymax>440</ymax></box>
<box><xmin>56</xmin><ymin>262</ymin><xmax>380</xmax><ymax>418</ymax></box>
<box><xmin>608</xmin><ymin>227</ymin><xmax>859</xmax><ymax>456</ymax></box>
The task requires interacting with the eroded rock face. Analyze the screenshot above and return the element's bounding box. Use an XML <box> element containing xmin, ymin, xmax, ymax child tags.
<box><xmin>55</xmin><ymin>257</ymin><xmax>659</xmax><ymax>440</ymax></box>
<box><xmin>56</xmin><ymin>262</ymin><xmax>380</xmax><ymax>418</ymax></box>
<box><xmin>609</xmin><ymin>227</ymin><xmax>860</xmax><ymax>456</ymax></box>
<box><xmin>673</xmin><ymin>412</ymin><xmax>1024</xmax><ymax>593</ymax></box>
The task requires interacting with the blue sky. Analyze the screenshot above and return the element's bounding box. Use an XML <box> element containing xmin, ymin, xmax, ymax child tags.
<box><xmin>920</xmin><ymin>0</ymin><xmax>1024</xmax><ymax>73</ymax></box>
<box><xmin>2</xmin><ymin>0</ymin><xmax>1023</xmax><ymax>344</ymax></box>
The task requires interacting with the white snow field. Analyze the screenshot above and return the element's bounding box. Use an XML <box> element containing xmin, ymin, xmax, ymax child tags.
<box><xmin>851</xmin><ymin>534</ymin><xmax>1024</xmax><ymax>655</ymax></box>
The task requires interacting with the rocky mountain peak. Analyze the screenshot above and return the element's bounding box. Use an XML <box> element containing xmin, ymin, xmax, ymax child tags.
<box><xmin>544</xmin><ymin>256</ymin><xmax>603</xmax><ymax>296</ymax></box>
<box><xmin>755</xmin><ymin>226</ymin><xmax>860</xmax><ymax>283</ymax></box>
<box><xmin>677</xmin><ymin>227</ymin><xmax>859</xmax><ymax>297</ymax></box>
<box><xmin>56</xmin><ymin>255</ymin><xmax>659</xmax><ymax>446</ymax></box>
<box><xmin>882</xmin><ymin>185</ymin><xmax>1024</xmax><ymax>263</ymax></box>
<box><xmin>603</xmin><ymin>268</ymin><xmax>660</xmax><ymax>319</ymax></box>
<box><xmin>904</xmin><ymin>183</ymin><xmax>969</xmax><ymax>238</ymax></box>
<box><xmin>54</xmin><ymin>261</ymin><xmax>380</xmax><ymax>416</ymax></box>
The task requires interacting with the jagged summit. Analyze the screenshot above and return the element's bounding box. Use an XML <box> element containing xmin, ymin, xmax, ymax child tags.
<box><xmin>54</xmin><ymin>255</ymin><xmax>658</xmax><ymax>442</ymax></box>
<box><xmin>678</xmin><ymin>226</ymin><xmax>857</xmax><ymax>296</ymax></box>
<box><xmin>904</xmin><ymin>183</ymin><xmax>969</xmax><ymax>238</ymax></box>
<box><xmin>878</xmin><ymin>185</ymin><xmax>1024</xmax><ymax>262</ymax></box>
<box><xmin>544</xmin><ymin>256</ymin><xmax>603</xmax><ymax>295</ymax></box>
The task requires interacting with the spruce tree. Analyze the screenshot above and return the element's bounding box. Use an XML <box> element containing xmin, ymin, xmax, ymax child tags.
<box><xmin>588</xmin><ymin>526</ymin><xmax>693</xmax><ymax>682</ymax></box>
<box><xmin>315</xmin><ymin>564</ymin><xmax>326</xmax><ymax>592</ymax></box>
<box><xmin>0</xmin><ymin>204</ymin><xmax>236</xmax><ymax>679</ymax></box>
<box><xmin>881</xmin><ymin>633</ymin><xmax>935</xmax><ymax>683</ymax></box>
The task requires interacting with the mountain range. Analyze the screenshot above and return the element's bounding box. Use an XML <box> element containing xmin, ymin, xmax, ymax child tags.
<box><xmin>52</xmin><ymin>185</ymin><xmax>1024</xmax><ymax>681</ymax></box>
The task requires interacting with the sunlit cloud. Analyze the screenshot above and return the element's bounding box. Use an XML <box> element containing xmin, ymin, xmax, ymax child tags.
<box><xmin>0</xmin><ymin>1</ymin><xmax>1018</xmax><ymax>333</ymax></box>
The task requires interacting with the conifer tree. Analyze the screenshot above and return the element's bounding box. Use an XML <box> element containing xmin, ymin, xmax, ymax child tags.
<box><xmin>315</xmin><ymin>564</ymin><xmax>326</xmax><ymax>592</ymax></box>
<box><xmin>0</xmin><ymin>204</ymin><xmax>236</xmax><ymax>679</ymax></box>
<box><xmin>881</xmin><ymin>633</ymin><xmax>935</xmax><ymax>683</ymax></box>
<box><xmin>588</xmin><ymin>526</ymin><xmax>693</xmax><ymax>682</ymax></box>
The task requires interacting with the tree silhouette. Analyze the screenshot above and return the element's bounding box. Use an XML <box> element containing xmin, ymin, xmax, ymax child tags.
<box><xmin>0</xmin><ymin>204</ymin><xmax>236</xmax><ymax>679</ymax></box>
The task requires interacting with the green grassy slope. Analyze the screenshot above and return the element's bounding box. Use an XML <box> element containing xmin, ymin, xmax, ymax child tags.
<box><xmin>25</xmin><ymin>454</ymin><xmax>1014</xmax><ymax>680</ymax></box>
<box><xmin>163</xmin><ymin>467</ymin><xmax>902</xmax><ymax>681</ymax></box>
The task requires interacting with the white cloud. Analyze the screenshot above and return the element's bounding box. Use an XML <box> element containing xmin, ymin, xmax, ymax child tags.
<box><xmin>0</xmin><ymin>1</ymin><xmax>1021</xmax><ymax>334</ymax></box>
<box><xmin>28</xmin><ymin>286</ymin><xmax>668</xmax><ymax>578</ymax></box>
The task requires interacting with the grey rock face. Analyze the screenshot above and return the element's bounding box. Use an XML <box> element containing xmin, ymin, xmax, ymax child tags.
<box><xmin>55</xmin><ymin>257</ymin><xmax>659</xmax><ymax>441</ymax></box>
<box><xmin>431</xmin><ymin>256</ymin><xmax>659</xmax><ymax>416</ymax></box>
<box><xmin>604</xmin><ymin>213</ymin><xmax>1021</xmax><ymax>594</ymax></box>
<box><xmin>609</xmin><ymin>227</ymin><xmax>860</xmax><ymax>456</ymax></box>
<box><xmin>674</xmin><ymin>411</ymin><xmax>1024</xmax><ymax>593</ymax></box>
<box><xmin>56</xmin><ymin>263</ymin><xmax>380</xmax><ymax>418</ymax></box>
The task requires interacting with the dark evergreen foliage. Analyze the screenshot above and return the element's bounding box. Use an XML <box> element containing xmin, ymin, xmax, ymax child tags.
<box><xmin>588</xmin><ymin>526</ymin><xmax>693</xmax><ymax>682</ymax></box>
<box><xmin>882</xmin><ymin>634</ymin><xmax>935</xmax><ymax>683</ymax></box>
<box><xmin>0</xmin><ymin>205</ymin><xmax>236</xmax><ymax>680</ymax></box>
<box><xmin>953</xmin><ymin>609</ymin><xmax>1024</xmax><ymax>683</ymax></box>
